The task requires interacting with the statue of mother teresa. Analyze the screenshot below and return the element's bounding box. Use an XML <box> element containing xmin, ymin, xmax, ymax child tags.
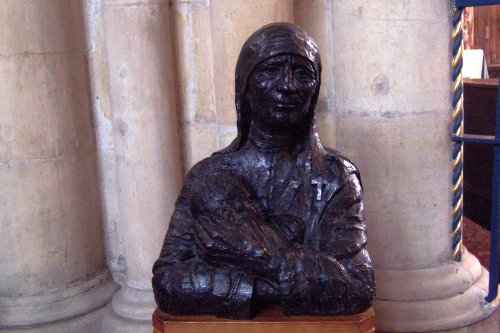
<box><xmin>153</xmin><ymin>23</ymin><xmax>375</xmax><ymax>319</ymax></box>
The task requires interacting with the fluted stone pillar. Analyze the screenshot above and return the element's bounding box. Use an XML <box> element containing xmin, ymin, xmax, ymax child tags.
<box><xmin>209</xmin><ymin>0</ymin><xmax>294</xmax><ymax>150</ymax></box>
<box><xmin>294</xmin><ymin>0</ymin><xmax>337</xmax><ymax>147</ymax></box>
<box><xmin>84</xmin><ymin>0</ymin><xmax>126</xmax><ymax>288</ymax></box>
<box><xmin>0</xmin><ymin>0</ymin><xmax>117</xmax><ymax>331</ymax></box>
<box><xmin>171</xmin><ymin>0</ymin><xmax>218</xmax><ymax>169</ymax></box>
<box><xmin>100</xmin><ymin>0</ymin><xmax>184</xmax><ymax>331</ymax></box>
<box><xmin>327</xmin><ymin>1</ymin><xmax>499</xmax><ymax>332</ymax></box>
<box><xmin>171</xmin><ymin>0</ymin><xmax>296</xmax><ymax>170</ymax></box>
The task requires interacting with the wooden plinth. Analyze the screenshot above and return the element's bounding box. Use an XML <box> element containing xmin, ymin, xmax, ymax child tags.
<box><xmin>153</xmin><ymin>307</ymin><xmax>375</xmax><ymax>333</ymax></box>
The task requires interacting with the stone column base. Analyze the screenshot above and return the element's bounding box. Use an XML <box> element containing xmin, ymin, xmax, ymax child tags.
<box><xmin>0</xmin><ymin>307</ymin><xmax>106</xmax><ymax>333</ymax></box>
<box><xmin>435</xmin><ymin>307</ymin><xmax>499</xmax><ymax>333</ymax></box>
<box><xmin>0</xmin><ymin>270</ymin><xmax>118</xmax><ymax>332</ymax></box>
<box><xmin>375</xmin><ymin>249</ymin><xmax>500</xmax><ymax>332</ymax></box>
<box><xmin>101</xmin><ymin>286</ymin><xmax>155</xmax><ymax>333</ymax></box>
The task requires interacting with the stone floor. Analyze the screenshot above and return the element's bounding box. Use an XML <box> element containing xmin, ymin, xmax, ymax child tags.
<box><xmin>463</xmin><ymin>216</ymin><xmax>491</xmax><ymax>268</ymax></box>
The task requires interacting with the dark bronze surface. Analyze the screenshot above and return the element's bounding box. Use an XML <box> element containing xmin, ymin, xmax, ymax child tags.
<box><xmin>152</xmin><ymin>22</ymin><xmax>375</xmax><ymax>319</ymax></box>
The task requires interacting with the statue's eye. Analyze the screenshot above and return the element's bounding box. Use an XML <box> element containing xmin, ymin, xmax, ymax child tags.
<box><xmin>262</xmin><ymin>65</ymin><xmax>279</xmax><ymax>75</ymax></box>
<box><xmin>294</xmin><ymin>67</ymin><xmax>313</xmax><ymax>80</ymax></box>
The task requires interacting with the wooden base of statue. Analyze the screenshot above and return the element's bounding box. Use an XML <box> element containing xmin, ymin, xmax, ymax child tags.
<box><xmin>153</xmin><ymin>307</ymin><xmax>375</xmax><ymax>333</ymax></box>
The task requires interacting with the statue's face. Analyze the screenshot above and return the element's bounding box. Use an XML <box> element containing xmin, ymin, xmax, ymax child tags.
<box><xmin>245</xmin><ymin>54</ymin><xmax>317</xmax><ymax>131</ymax></box>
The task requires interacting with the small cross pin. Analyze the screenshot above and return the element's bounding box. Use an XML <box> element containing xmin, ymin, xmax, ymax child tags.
<box><xmin>311</xmin><ymin>177</ymin><xmax>329</xmax><ymax>201</ymax></box>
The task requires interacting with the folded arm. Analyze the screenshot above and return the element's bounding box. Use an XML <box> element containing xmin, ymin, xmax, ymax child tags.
<box><xmin>278</xmin><ymin>172</ymin><xmax>375</xmax><ymax>315</ymax></box>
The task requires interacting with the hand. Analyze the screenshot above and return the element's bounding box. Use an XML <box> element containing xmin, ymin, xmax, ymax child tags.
<box><xmin>255</xmin><ymin>278</ymin><xmax>281</xmax><ymax>302</ymax></box>
<box><xmin>269</xmin><ymin>214</ymin><xmax>306</xmax><ymax>245</ymax></box>
<box><xmin>194</xmin><ymin>215</ymin><xmax>283</xmax><ymax>278</ymax></box>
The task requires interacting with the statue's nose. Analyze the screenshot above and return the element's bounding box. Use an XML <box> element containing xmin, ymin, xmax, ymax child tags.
<box><xmin>276</xmin><ymin>67</ymin><xmax>297</xmax><ymax>92</ymax></box>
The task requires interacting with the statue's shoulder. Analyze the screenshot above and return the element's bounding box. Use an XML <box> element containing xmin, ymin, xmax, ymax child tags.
<box><xmin>322</xmin><ymin>146</ymin><xmax>360</xmax><ymax>181</ymax></box>
<box><xmin>184</xmin><ymin>153</ymin><xmax>230</xmax><ymax>183</ymax></box>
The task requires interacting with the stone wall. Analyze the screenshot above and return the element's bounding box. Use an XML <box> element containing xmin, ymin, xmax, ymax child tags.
<box><xmin>0</xmin><ymin>1</ymin><xmax>498</xmax><ymax>332</ymax></box>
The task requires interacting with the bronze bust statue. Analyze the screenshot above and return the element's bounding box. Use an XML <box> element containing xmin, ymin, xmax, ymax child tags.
<box><xmin>152</xmin><ymin>22</ymin><xmax>375</xmax><ymax>319</ymax></box>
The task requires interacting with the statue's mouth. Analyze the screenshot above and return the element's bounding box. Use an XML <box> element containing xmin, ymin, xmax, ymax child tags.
<box><xmin>274</xmin><ymin>102</ymin><xmax>298</xmax><ymax>109</ymax></box>
<box><xmin>269</xmin><ymin>97</ymin><xmax>301</xmax><ymax>108</ymax></box>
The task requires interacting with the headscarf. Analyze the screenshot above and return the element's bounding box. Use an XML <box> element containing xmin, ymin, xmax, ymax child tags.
<box><xmin>215</xmin><ymin>22</ymin><xmax>324</xmax><ymax>162</ymax></box>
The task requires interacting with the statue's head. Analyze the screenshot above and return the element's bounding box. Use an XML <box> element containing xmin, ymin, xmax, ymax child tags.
<box><xmin>217</xmin><ymin>23</ymin><xmax>322</xmax><ymax>153</ymax></box>
<box><xmin>245</xmin><ymin>53</ymin><xmax>317</xmax><ymax>132</ymax></box>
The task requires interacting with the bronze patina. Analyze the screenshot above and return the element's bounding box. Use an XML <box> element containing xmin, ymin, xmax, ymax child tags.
<box><xmin>152</xmin><ymin>22</ymin><xmax>375</xmax><ymax>319</ymax></box>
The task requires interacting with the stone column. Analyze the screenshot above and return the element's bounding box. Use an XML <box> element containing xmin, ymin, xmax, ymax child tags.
<box><xmin>100</xmin><ymin>0</ymin><xmax>184</xmax><ymax>331</ymax></box>
<box><xmin>171</xmin><ymin>0</ymin><xmax>295</xmax><ymax>169</ymax></box>
<box><xmin>171</xmin><ymin>0</ymin><xmax>218</xmax><ymax>169</ymax></box>
<box><xmin>329</xmin><ymin>1</ymin><xmax>499</xmax><ymax>332</ymax></box>
<box><xmin>84</xmin><ymin>0</ymin><xmax>125</xmax><ymax>289</ymax></box>
<box><xmin>0</xmin><ymin>0</ymin><xmax>117</xmax><ymax>331</ymax></box>
<box><xmin>210</xmin><ymin>0</ymin><xmax>294</xmax><ymax>149</ymax></box>
<box><xmin>294</xmin><ymin>0</ymin><xmax>337</xmax><ymax>147</ymax></box>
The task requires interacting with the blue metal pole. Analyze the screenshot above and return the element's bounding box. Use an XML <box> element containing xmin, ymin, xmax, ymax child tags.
<box><xmin>485</xmin><ymin>86</ymin><xmax>500</xmax><ymax>303</ymax></box>
<box><xmin>455</xmin><ymin>0</ymin><xmax>500</xmax><ymax>7</ymax></box>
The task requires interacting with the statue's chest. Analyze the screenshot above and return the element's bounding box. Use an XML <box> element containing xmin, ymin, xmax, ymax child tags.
<box><xmin>225</xmin><ymin>155</ymin><xmax>312</xmax><ymax>219</ymax></box>
<box><xmin>218</xmin><ymin>150</ymin><xmax>341</xmax><ymax>250</ymax></box>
